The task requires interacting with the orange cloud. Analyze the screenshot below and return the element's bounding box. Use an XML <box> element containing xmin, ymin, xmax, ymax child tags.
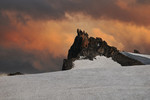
<box><xmin>0</xmin><ymin>11</ymin><xmax>77</xmax><ymax>58</ymax></box>
<box><xmin>97</xmin><ymin>20</ymin><xmax>150</xmax><ymax>53</ymax></box>
<box><xmin>116</xmin><ymin>0</ymin><xmax>150</xmax><ymax>26</ymax></box>
<box><xmin>1</xmin><ymin>11</ymin><xmax>150</xmax><ymax>72</ymax></box>
<box><xmin>1</xmin><ymin>11</ymin><xmax>150</xmax><ymax>56</ymax></box>
<box><xmin>92</xmin><ymin>28</ymin><xmax>124</xmax><ymax>50</ymax></box>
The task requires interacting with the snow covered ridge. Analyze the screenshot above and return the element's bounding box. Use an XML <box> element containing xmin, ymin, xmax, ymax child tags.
<box><xmin>72</xmin><ymin>53</ymin><xmax>150</xmax><ymax>69</ymax></box>
<box><xmin>122</xmin><ymin>52</ymin><xmax>150</xmax><ymax>65</ymax></box>
<box><xmin>1</xmin><ymin>55</ymin><xmax>150</xmax><ymax>100</ymax></box>
<box><xmin>62</xmin><ymin>29</ymin><xmax>144</xmax><ymax>70</ymax></box>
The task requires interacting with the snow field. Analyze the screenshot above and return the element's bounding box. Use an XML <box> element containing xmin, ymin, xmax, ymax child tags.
<box><xmin>0</xmin><ymin>53</ymin><xmax>150</xmax><ymax>100</ymax></box>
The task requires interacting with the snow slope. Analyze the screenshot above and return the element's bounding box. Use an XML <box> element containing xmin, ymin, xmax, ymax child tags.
<box><xmin>0</xmin><ymin>54</ymin><xmax>150</xmax><ymax>100</ymax></box>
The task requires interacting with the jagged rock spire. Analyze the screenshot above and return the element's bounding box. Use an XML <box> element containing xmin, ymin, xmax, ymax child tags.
<box><xmin>62</xmin><ymin>29</ymin><xmax>144</xmax><ymax>70</ymax></box>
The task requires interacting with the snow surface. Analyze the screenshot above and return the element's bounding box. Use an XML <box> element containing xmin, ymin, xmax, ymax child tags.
<box><xmin>73</xmin><ymin>56</ymin><xmax>121</xmax><ymax>69</ymax></box>
<box><xmin>0</xmin><ymin>54</ymin><xmax>150</xmax><ymax>100</ymax></box>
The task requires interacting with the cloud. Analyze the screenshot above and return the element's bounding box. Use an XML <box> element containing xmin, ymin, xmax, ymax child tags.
<box><xmin>116</xmin><ymin>0</ymin><xmax>150</xmax><ymax>26</ymax></box>
<box><xmin>1</xmin><ymin>0</ymin><xmax>150</xmax><ymax>26</ymax></box>
<box><xmin>92</xmin><ymin>28</ymin><xmax>124</xmax><ymax>50</ymax></box>
<box><xmin>0</xmin><ymin>46</ymin><xmax>63</xmax><ymax>73</ymax></box>
<box><xmin>96</xmin><ymin>20</ymin><xmax>150</xmax><ymax>54</ymax></box>
<box><xmin>0</xmin><ymin>12</ymin><xmax>73</xmax><ymax>73</ymax></box>
<box><xmin>136</xmin><ymin>0</ymin><xmax>150</xmax><ymax>4</ymax></box>
<box><xmin>0</xmin><ymin>0</ymin><xmax>65</xmax><ymax>21</ymax></box>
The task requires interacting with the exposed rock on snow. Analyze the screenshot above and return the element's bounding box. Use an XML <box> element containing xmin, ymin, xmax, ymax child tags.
<box><xmin>62</xmin><ymin>29</ymin><xmax>144</xmax><ymax>70</ymax></box>
<box><xmin>8</xmin><ymin>72</ymin><xmax>23</xmax><ymax>76</ymax></box>
<box><xmin>134</xmin><ymin>49</ymin><xmax>140</xmax><ymax>54</ymax></box>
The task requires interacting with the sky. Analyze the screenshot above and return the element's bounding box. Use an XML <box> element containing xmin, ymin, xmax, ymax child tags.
<box><xmin>0</xmin><ymin>0</ymin><xmax>150</xmax><ymax>73</ymax></box>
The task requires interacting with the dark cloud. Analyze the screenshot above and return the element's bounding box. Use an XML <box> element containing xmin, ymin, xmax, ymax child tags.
<box><xmin>1</xmin><ymin>0</ymin><xmax>150</xmax><ymax>26</ymax></box>
<box><xmin>0</xmin><ymin>12</ymin><xmax>11</xmax><ymax>34</ymax></box>
<box><xmin>136</xmin><ymin>0</ymin><xmax>150</xmax><ymax>4</ymax></box>
<box><xmin>0</xmin><ymin>46</ymin><xmax>63</xmax><ymax>74</ymax></box>
<box><xmin>0</xmin><ymin>13</ymin><xmax>9</xmax><ymax>26</ymax></box>
<box><xmin>0</xmin><ymin>0</ymin><xmax>66</xmax><ymax>20</ymax></box>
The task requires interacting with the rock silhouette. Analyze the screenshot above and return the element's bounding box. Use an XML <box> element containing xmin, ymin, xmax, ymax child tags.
<box><xmin>134</xmin><ymin>49</ymin><xmax>140</xmax><ymax>54</ymax></box>
<box><xmin>8</xmin><ymin>72</ymin><xmax>23</xmax><ymax>76</ymax></box>
<box><xmin>62</xmin><ymin>29</ymin><xmax>144</xmax><ymax>70</ymax></box>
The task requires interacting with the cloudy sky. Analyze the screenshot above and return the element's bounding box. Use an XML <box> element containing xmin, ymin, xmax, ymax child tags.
<box><xmin>0</xmin><ymin>0</ymin><xmax>150</xmax><ymax>73</ymax></box>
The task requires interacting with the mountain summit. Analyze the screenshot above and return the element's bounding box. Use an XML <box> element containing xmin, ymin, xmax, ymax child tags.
<box><xmin>62</xmin><ymin>29</ymin><xmax>144</xmax><ymax>70</ymax></box>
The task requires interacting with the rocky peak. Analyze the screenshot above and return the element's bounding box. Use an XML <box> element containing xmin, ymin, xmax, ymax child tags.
<box><xmin>67</xmin><ymin>29</ymin><xmax>89</xmax><ymax>59</ymax></box>
<box><xmin>62</xmin><ymin>29</ymin><xmax>144</xmax><ymax>70</ymax></box>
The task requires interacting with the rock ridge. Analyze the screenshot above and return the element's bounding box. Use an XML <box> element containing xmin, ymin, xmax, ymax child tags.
<box><xmin>62</xmin><ymin>29</ymin><xmax>144</xmax><ymax>70</ymax></box>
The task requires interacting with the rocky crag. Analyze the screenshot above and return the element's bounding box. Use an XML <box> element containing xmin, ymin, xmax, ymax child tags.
<box><xmin>62</xmin><ymin>29</ymin><xmax>144</xmax><ymax>70</ymax></box>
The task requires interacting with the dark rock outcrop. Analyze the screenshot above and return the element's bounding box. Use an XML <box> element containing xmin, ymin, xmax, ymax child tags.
<box><xmin>134</xmin><ymin>49</ymin><xmax>140</xmax><ymax>54</ymax></box>
<box><xmin>8</xmin><ymin>72</ymin><xmax>23</xmax><ymax>76</ymax></box>
<box><xmin>67</xmin><ymin>29</ymin><xmax>89</xmax><ymax>59</ymax></box>
<box><xmin>62</xmin><ymin>29</ymin><xmax>144</xmax><ymax>70</ymax></box>
<box><xmin>62</xmin><ymin>59</ymin><xmax>73</xmax><ymax>70</ymax></box>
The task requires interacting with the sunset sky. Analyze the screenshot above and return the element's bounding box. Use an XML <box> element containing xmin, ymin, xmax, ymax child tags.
<box><xmin>0</xmin><ymin>0</ymin><xmax>150</xmax><ymax>73</ymax></box>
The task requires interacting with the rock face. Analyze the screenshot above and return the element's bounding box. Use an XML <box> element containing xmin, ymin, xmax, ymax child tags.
<box><xmin>134</xmin><ymin>49</ymin><xmax>140</xmax><ymax>54</ymax></box>
<box><xmin>62</xmin><ymin>29</ymin><xmax>144</xmax><ymax>70</ymax></box>
<box><xmin>67</xmin><ymin>29</ymin><xmax>89</xmax><ymax>60</ymax></box>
